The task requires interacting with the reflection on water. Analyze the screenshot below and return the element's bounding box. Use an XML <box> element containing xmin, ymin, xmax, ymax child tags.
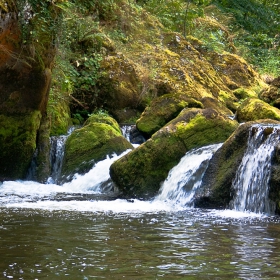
<box><xmin>1</xmin><ymin>208</ymin><xmax>280</xmax><ymax>279</ymax></box>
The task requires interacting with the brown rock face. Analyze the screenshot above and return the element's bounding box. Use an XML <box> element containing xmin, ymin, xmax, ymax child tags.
<box><xmin>0</xmin><ymin>3</ymin><xmax>57</xmax><ymax>180</ymax></box>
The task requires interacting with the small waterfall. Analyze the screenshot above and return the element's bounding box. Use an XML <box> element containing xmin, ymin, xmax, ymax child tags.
<box><xmin>121</xmin><ymin>125</ymin><xmax>132</xmax><ymax>141</ymax></box>
<box><xmin>47</xmin><ymin>127</ymin><xmax>76</xmax><ymax>184</ymax></box>
<box><xmin>155</xmin><ymin>143</ymin><xmax>222</xmax><ymax>206</ymax></box>
<box><xmin>121</xmin><ymin>125</ymin><xmax>146</xmax><ymax>145</ymax></box>
<box><xmin>230</xmin><ymin>125</ymin><xmax>279</xmax><ymax>214</ymax></box>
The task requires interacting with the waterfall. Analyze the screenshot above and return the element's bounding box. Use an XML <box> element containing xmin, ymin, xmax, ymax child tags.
<box><xmin>121</xmin><ymin>125</ymin><xmax>145</xmax><ymax>145</ymax></box>
<box><xmin>230</xmin><ymin>125</ymin><xmax>279</xmax><ymax>214</ymax></box>
<box><xmin>47</xmin><ymin>127</ymin><xmax>76</xmax><ymax>184</ymax></box>
<box><xmin>155</xmin><ymin>143</ymin><xmax>222</xmax><ymax>206</ymax></box>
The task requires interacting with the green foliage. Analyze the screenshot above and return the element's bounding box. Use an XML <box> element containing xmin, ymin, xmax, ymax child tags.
<box><xmin>137</xmin><ymin>0</ymin><xmax>210</xmax><ymax>35</ymax></box>
<box><xmin>212</xmin><ymin>0</ymin><xmax>280</xmax><ymax>75</ymax></box>
<box><xmin>72</xmin><ymin>55</ymin><xmax>102</xmax><ymax>91</ymax></box>
<box><xmin>91</xmin><ymin>108</ymin><xmax>110</xmax><ymax>117</ymax></box>
<box><xmin>12</xmin><ymin>0</ymin><xmax>65</xmax><ymax>68</ymax></box>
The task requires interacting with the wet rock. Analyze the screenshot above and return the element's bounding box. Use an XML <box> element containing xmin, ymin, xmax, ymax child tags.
<box><xmin>110</xmin><ymin>108</ymin><xmax>238</xmax><ymax>199</ymax></box>
<box><xmin>61</xmin><ymin>114</ymin><xmax>133</xmax><ymax>182</ymax></box>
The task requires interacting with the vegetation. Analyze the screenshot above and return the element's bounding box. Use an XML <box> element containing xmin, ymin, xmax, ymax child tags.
<box><xmin>1</xmin><ymin>0</ymin><xmax>279</xmax><ymax>184</ymax></box>
<box><xmin>211</xmin><ymin>0</ymin><xmax>280</xmax><ymax>76</ymax></box>
<box><xmin>46</xmin><ymin>0</ymin><xmax>279</xmax><ymax>126</ymax></box>
<box><xmin>137</xmin><ymin>0</ymin><xmax>279</xmax><ymax>76</ymax></box>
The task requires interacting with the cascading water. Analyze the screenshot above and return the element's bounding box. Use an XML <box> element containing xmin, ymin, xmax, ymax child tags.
<box><xmin>3</xmin><ymin>123</ymin><xmax>280</xmax><ymax>215</ymax></box>
<box><xmin>229</xmin><ymin>125</ymin><xmax>279</xmax><ymax>214</ymax></box>
<box><xmin>47</xmin><ymin>126</ymin><xmax>76</xmax><ymax>184</ymax></box>
<box><xmin>121</xmin><ymin>124</ymin><xmax>145</xmax><ymax>146</ymax></box>
<box><xmin>155</xmin><ymin>143</ymin><xmax>222</xmax><ymax>206</ymax></box>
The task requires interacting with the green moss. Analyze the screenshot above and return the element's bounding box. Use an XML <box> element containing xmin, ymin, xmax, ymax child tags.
<box><xmin>0</xmin><ymin>111</ymin><xmax>42</xmax><ymax>180</ymax></box>
<box><xmin>85</xmin><ymin>113</ymin><xmax>122</xmax><ymax>134</ymax></box>
<box><xmin>233</xmin><ymin>87</ymin><xmax>257</xmax><ymax>100</ymax></box>
<box><xmin>136</xmin><ymin>94</ymin><xmax>203</xmax><ymax>137</ymax></box>
<box><xmin>110</xmin><ymin>108</ymin><xmax>238</xmax><ymax>199</ymax></box>
<box><xmin>47</xmin><ymin>91</ymin><xmax>72</xmax><ymax>136</ymax></box>
<box><xmin>237</xmin><ymin>98</ymin><xmax>280</xmax><ymax>122</ymax></box>
<box><xmin>174</xmin><ymin>113</ymin><xmax>237</xmax><ymax>150</ymax></box>
<box><xmin>61</xmin><ymin>114</ymin><xmax>133</xmax><ymax>181</ymax></box>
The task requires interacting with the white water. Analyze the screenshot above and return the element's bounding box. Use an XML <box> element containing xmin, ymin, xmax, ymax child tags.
<box><xmin>230</xmin><ymin>125</ymin><xmax>279</xmax><ymax>214</ymax></box>
<box><xmin>0</xmin><ymin>128</ymin><xmax>277</xmax><ymax>217</ymax></box>
<box><xmin>155</xmin><ymin>143</ymin><xmax>222</xmax><ymax>206</ymax></box>
<box><xmin>0</xmin><ymin>151</ymin><xmax>135</xmax><ymax>209</ymax></box>
<box><xmin>0</xmin><ymin>143</ymin><xmax>222</xmax><ymax>214</ymax></box>
<box><xmin>48</xmin><ymin>126</ymin><xmax>76</xmax><ymax>183</ymax></box>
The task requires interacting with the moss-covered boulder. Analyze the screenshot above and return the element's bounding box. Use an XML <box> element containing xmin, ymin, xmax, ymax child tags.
<box><xmin>0</xmin><ymin>111</ymin><xmax>42</xmax><ymax>180</ymax></box>
<box><xmin>259</xmin><ymin>86</ymin><xmax>280</xmax><ymax>106</ymax></box>
<box><xmin>233</xmin><ymin>87</ymin><xmax>257</xmax><ymax>100</ymax></box>
<box><xmin>236</xmin><ymin>98</ymin><xmax>280</xmax><ymax>122</ymax></box>
<box><xmin>195</xmin><ymin>120</ymin><xmax>280</xmax><ymax>209</ymax></box>
<box><xmin>61</xmin><ymin>114</ymin><xmax>133</xmax><ymax>181</ymax></box>
<box><xmin>201</xmin><ymin>96</ymin><xmax>234</xmax><ymax>116</ymax></box>
<box><xmin>136</xmin><ymin>94</ymin><xmax>203</xmax><ymax>137</ymax></box>
<box><xmin>97</xmin><ymin>54</ymin><xmax>141</xmax><ymax>111</ymax></box>
<box><xmin>110</xmin><ymin>108</ymin><xmax>238</xmax><ymax>199</ymax></box>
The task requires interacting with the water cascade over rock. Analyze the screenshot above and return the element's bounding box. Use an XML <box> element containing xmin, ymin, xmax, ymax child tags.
<box><xmin>155</xmin><ymin>143</ymin><xmax>222</xmax><ymax>206</ymax></box>
<box><xmin>47</xmin><ymin>127</ymin><xmax>76</xmax><ymax>184</ymax></box>
<box><xmin>194</xmin><ymin>121</ymin><xmax>280</xmax><ymax>214</ymax></box>
<box><xmin>229</xmin><ymin>125</ymin><xmax>278</xmax><ymax>213</ymax></box>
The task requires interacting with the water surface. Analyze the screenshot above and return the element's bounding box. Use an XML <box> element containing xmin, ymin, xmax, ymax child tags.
<box><xmin>1</xmin><ymin>206</ymin><xmax>280</xmax><ymax>279</ymax></box>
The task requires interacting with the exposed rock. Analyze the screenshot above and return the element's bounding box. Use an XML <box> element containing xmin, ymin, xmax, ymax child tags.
<box><xmin>0</xmin><ymin>3</ymin><xmax>60</xmax><ymax>179</ymax></box>
<box><xmin>0</xmin><ymin>111</ymin><xmax>42</xmax><ymax>180</ymax></box>
<box><xmin>61</xmin><ymin>114</ymin><xmax>133</xmax><ymax>182</ymax></box>
<box><xmin>236</xmin><ymin>98</ymin><xmax>280</xmax><ymax>122</ymax></box>
<box><xmin>195</xmin><ymin>120</ymin><xmax>280</xmax><ymax>209</ymax></box>
<box><xmin>271</xmin><ymin>76</ymin><xmax>280</xmax><ymax>88</ymax></box>
<box><xmin>270</xmin><ymin>144</ymin><xmax>280</xmax><ymax>214</ymax></box>
<box><xmin>110</xmin><ymin>108</ymin><xmax>238</xmax><ymax>199</ymax></box>
<box><xmin>32</xmin><ymin>114</ymin><xmax>51</xmax><ymax>183</ymax></box>
<box><xmin>200</xmin><ymin>96</ymin><xmax>234</xmax><ymax>116</ymax></box>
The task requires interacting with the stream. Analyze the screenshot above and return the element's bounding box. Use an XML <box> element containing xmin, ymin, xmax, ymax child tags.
<box><xmin>1</xmin><ymin>127</ymin><xmax>280</xmax><ymax>279</ymax></box>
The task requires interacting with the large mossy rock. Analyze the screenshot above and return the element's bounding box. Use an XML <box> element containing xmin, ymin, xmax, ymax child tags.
<box><xmin>136</xmin><ymin>94</ymin><xmax>203</xmax><ymax>137</ymax></box>
<box><xmin>0</xmin><ymin>111</ymin><xmax>42</xmax><ymax>180</ymax></box>
<box><xmin>194</xmin><ymin>120</ymin><xmax>280</xmax><ymax>209</ymax></box>
<box><xmin>0</xmin><ymin>3</ymin><xmax>60</xmax><ymax>180</ymax></box>
<box><xmin>61</xmin><ymin>114</ymin><xmax>133</xmax><ymax>181</ymax></box>
<box><xmin>97</xmin><ymin>54</ymin><xmax>141</xmax><ymax>111</ymax></box>
<box><xmin>236</xmin><ymin>98</ymin><xmax>280</xmax><ymax>122</ymax></box>
<box><xmin>259</xmin><ymin>85</ymin><xmax>280</xmax><ymax>108</ymax></box>
<box><xmin>110</xmin><ymin>108</ymin><xmax>238</xmax><ymax>199</ymax></box>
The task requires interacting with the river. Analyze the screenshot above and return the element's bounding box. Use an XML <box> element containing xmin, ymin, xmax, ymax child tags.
<box><xmin>1</xmin><ymin>134</ymin><xmax>280</xmax><ymax>279</ymax></box>
<box><xmin>1</xmin><ymin>206</ymin><xmax>280</xmax><ymax>279</ymax></box>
